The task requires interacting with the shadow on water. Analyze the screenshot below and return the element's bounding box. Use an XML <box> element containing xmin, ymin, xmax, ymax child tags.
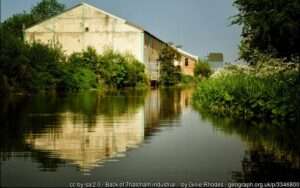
<box><xmin>0</xmin><ymin>88</ymin><xmax>190</xmax><ymax>173</ymax></box>
<box><xmin>198</xmin><ymin>110</ymin><xmax>300</xmax><ymax>182</ymax></box>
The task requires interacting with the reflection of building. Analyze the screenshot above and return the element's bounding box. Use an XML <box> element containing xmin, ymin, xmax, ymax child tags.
<box><xmin>25</xmin><ymin>109</ymin><xmax>144</xmax><ymax>172</ymax></box>
<box><xmin>144</xmin><ymin>90</ymin><xmax>160</xmax><ymax>129</ymax></box>
<box><xmin>179</xmin><ymin>89</ymin><xmax>193</xmax><ymax>108</ymax></box>
<box><xmin>144</xmin><ymin>89</ymin><xmax>193</xmax><ymax>131</ymax></box>
<box><xmin>24</xmin><ymin>3</ymin><xmax>198</xmax><ymax>80</ymax></box>
<box><xmin>23</xmin><ymin>89</ymin><xmax>194</xmax><ymax>172</ymax></box>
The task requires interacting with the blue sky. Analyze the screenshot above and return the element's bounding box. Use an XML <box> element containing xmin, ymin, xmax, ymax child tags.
<box><xmin>1</xmin><ymin>0</ymin><xmax>242</xmax><ymax>62</ymax></box>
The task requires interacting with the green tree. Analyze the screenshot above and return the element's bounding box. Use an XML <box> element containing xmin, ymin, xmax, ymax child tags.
<box><xmin>98</xmin><ymin>50</ymin><xmax>146</xmax><ymax>88</ymax></box>
<box><xmin>31</xmin><ymin>0</ymin><xmax>65</xmax><ymax>22</ymax></box>
<box><xmin>0</xmin><ymin>27</ymin><xmax>32</xmax><ymax>90</ymax></box>
<box><xmin>232</xmin><ymin>0</ymin><xmax>300</xmax><ymax>62</ymax></box>
<box><xmin>1</xmin><ymin>13</ymin><xmax>34</xmax><ymax>39</ymax></box>
<box><xmin>1</xmin><ymin>0</ymin><xmax>65</xmax><ymax>39</ymax></box>
<box><xmin>194</xmin><ymin>59</ymin><xmax>212</xmax><ymax>78</ymax></box>
<box><xmin>159</xmin><ymin>46</ymin><xmax>182</xmax><ymax>86</ymax></box>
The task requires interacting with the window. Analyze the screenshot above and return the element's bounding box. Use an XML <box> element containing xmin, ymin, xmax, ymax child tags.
<box><xmin>185</xmin><ymin>58</ymin><xmax>189</xmax><ymax>66</ymax></box>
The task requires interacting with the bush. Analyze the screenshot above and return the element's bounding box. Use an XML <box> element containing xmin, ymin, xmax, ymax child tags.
<box><xmin>27</xmin><ymin>43</ymin><xmax>66</xmax><ymax>91</ymax></box>
<box><xmin>179</xmin><ymin>75</ymin><xmax>199</xmax><ymax>87</ymax></box>
<box><xmin>0</xmin><ymin>27</ymin><xmax>32</xmax><ymax>91</ymax></box>
<box><xmin>193</xmin><ymin>59</ymin><xmax>300</xmax><ymax>122</ymax></box>
<box><xmin>63</xmin><ymin>48</ymin><xmax>147</xmax><ymax>89</ymax></box>
<box><xmin>58</xmin><ymin>65</ymin><xmax>97</xmax><ymax>91</ymax></box>
<box><xmin>123</xmin><ymin>54</ymin><xmax>148</xmax><ymax>87</ymax></box>
<box><xmin>98</xmin><ymin>49</ymin><xmax>147</xmax><ymax>88</ymax></box>
<box><xmin>194</xmin><ymin>59</ymin><xmax>212</xmax><ymax>78</ymax></box>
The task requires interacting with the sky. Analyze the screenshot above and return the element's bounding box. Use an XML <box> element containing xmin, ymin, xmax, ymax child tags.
<box><xmin>1</xmin><ymin>0</ymin><xmax>242</xmax><ymax>62</ymax></box>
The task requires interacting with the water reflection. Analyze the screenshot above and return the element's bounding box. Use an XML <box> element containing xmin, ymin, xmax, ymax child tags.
<box><xmin>25</xmin><ymin>111</ymin><xmax>145</xmax><ymax>172</ymax></box>
<box><xmin>0</xmin><ymin>89</ymin><xmax>191</xmax><ymax>173</ymax></box>
<box><xmin>144</xmin><ymin>89</ymin><xmax>192</xmax><ymax>134</ymax></box>
<box><xmin>199</xmin><ymin>111</ymin><xmax>300</xmax><ymax>181</ymax></box>
<box><xmin>2</xmin><ymin>88</ymin><xmax>299</xmax><ymax>183</ymax></box>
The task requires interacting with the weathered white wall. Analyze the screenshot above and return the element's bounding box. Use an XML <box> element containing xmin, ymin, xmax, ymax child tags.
<box><xmin>25</xmin><ymin>4</ymin><xmax>144</xmax><ymax>62</ymax></box>
<box><xmin>25</xmin><ymin>3</ymin><xmax>198</xmax><ymax>78</ymax></box>
<box><xmin>144</xmin><ymin>33</ymin><xmax>165</xmax><ymax>64</ymax></box>
<box><xmin>144</xmin><ymin>33</ymin><xmax>166</xmax><ymax>80</ymax></box>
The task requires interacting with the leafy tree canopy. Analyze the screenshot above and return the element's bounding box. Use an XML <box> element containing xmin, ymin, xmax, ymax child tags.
<box><xmin>159</xmin><ymin>46</ymin><xmax>182</xmax><ymax>86</ymax></box>
<box><xmin>232</xmin><ymin>0</ymin><xmax>300</xmax><ymax>62</ymax></box>
<box><xmin>31</xmin><ymin>0</ymin><xmax>65</xmax><ymax>22</ymax></box>
<box><xmin>1</xmin><ymin>0</ymin><xmax>65</xmax><ymax>39</ymax></box>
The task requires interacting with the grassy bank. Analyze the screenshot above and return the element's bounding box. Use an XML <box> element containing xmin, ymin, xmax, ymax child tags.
<box><xmin>193</xmin><ymin>58</ymin><xmax>300</xmax><ymax>123</ymax></box>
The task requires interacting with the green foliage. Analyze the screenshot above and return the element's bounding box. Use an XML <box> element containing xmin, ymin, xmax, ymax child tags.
<box><xmin>0</xmin><ymin>24</ymin><xmax>146</xmax><ymax>93</ymax></box>
<box><xmin>193</xmin><ymin>59</ymin><xmax>300</xmax><ymax>122</ymax></box>
<box><xmin>66</xmin><ymin>48</ymin><xmax>148</xmax><ymax>89</ymax></box>
<box><xmin>0</xmin><ymin>26</ymin><xmax>95</xmax><ymax>92</ymax></box>
<box><xmin>1</xmin><ymin>0</ymin><xmax>64</xmax><ymax>39</ymax></box>
<box><xmin>0</xmin><ymin>27</ymin><xmax>32</xmax><ymax>91</ymax></box>
<box><xmin>159</xmin><ymin>46</ymin><xmax>182</xmax><ymax>86</ymax></box>
<box><xmin>177</xmin><ymin>75</ymin><xmax>199</xmax><ymax>87</ymax></box>
<box><xmin>98</xmin><ymin>50</ymin><xmax>147</xmax><ymax>88</ymax></box>
<box><xmin>58</xmin><ymin>65</ymin><xmax>97</xmax><ymax>91</ymax></box>
<box><xmin>194</xmin><ymin>59</ymin><xmax>212</xmax><ymax>78</ymax></box>
<box><xmin>232</xmin><ymin>0</ymin><xmax>300</xmax><ymax>62</ymax></box>
<box><xmin>31</xmin><ymin>0</ymin><xmax>65</xmax><ymax>22</ymax></box>
<box><xmin>27</xmin><ymin>43</ymin><xmax>66</xmax><ymax>91</ymax></box>
<box><xmin>1</xmin><ymin>13</ymin><xmax>35</xmax><ymax>39</ymax></box>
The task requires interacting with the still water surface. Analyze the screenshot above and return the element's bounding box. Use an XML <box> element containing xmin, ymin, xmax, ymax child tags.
<box><xmin>1</xmin><ymin>89</ymin><xmax>300</xmax><ymax>187</ymax></box>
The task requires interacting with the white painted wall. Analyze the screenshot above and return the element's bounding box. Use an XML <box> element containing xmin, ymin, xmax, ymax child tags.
<box><xmin>25</xmin><ymin>4</ymin><xmax>144</xmax><ymax>63</ymax></box>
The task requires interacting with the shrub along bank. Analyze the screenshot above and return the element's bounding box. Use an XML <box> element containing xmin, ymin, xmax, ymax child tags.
<box><xmin>0</xmin><ymin>0</ymin><xmax>148</xmax><ymax>94</ymax></box>
<box><xmin>0</xmin><ymin>27</ymin><xmax>147</xmax><ymax>94</ymax></box>
<box><xmin>193</xmin><ymin>57</ymin><xmax>300</xmax><ymax>123</ymax></box>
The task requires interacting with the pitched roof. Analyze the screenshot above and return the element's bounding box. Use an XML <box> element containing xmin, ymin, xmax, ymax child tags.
<box><xmin>26</xmin><ymin>2</ymin><xmax>198</xmax><ymax>60</ymax></box>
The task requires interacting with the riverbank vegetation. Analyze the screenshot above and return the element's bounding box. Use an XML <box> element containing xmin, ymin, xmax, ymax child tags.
<box><xmin>193</xmin><ymin>58</ymin><xmax>300</xmax><ymax>122</ymax></box>
<box><xmin>193</xmin><ymin>0</ymin><xmax>300</xmax><ymax>123</ymax></box>
<box><xmin>194</xmin><ymin>59</ymin><xmax>212</xmax><ymax>78</ymax></box>
<box><xmin>0</xmin><ymin>33</ymin><xmax>147</xmax><ymax>93</ymax></box>
<box><xmin>0</xmin><ymin>0</ymin><xmax>147</xmax><ymax>94</ymax></box>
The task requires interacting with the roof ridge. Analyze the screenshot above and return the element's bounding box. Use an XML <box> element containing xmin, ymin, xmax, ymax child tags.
<box><xmin>25</xmin><ymin>2</ymin><xmax>198</xmax><ymax>59</ymax></box>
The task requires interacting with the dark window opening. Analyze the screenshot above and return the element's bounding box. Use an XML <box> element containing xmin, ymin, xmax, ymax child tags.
<box><xmin>185</xmin><ymin>58</ymin><xmax>189</xmax><ymax>66</ymax></box>
<box><xmin>85</xmin><ymin>27</ymin><xmax>89</xmax><ymax>32</ymax></box>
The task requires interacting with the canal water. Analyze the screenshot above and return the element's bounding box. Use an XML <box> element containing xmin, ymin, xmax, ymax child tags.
<box><xmin>1</xmin><ymin>89</ymin><xmax>299</xmax><ymax>187</ymax></box>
